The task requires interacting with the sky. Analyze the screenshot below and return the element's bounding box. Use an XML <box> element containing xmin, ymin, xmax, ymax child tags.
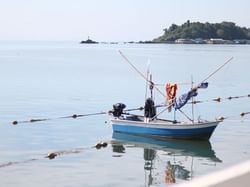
<box><xmin>0</xmin><ymin>0</ymin><xmax>250</xmax><ymax>41</ymax></box>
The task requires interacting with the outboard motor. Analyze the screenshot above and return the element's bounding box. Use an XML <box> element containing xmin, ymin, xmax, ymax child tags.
<box><xmin>111</xmin><ymin>103</ymin><xmax>126</xmax><ymax>117</ymax></box>
<box><xmin>144</xmin><ymin>98</ymin><xmax>156</xmax><ymax>118</ymax></box>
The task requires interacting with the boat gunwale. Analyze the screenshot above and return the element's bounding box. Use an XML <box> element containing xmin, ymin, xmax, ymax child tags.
<box><xmin>111</xmin><ymin>117</ymin><xmax>221</xmax><ymax>129</ymax></box>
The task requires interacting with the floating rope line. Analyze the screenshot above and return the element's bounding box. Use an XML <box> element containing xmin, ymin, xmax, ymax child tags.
<box><xmin>216</xmin><ymin>111</ymin><xmax>250</xmax><ymax>122</ymax></box>
<box><xmin>11</xmin><ymin>97</ymin><xmax>249</xmax><ymax>125</ymax></box>
<box><xmin>12</xmin><ymin>111</ymin><xmax>107</xmax><ymax>125</ymax></box>
<box><xmin>11</xmin><ymin>106</ymin><xmax>147</xmax><ymax>125</ymax></box>
<box><xmin>240</xmin><ymin>111</ymin><xmax>250</xmax><ymax>117</ymax></box>
<box><xmin>189</xmin><ymin>93</ymin><xmax>250</xmax><ymax>105</ymax></box>
<box><xmin>0</xmin><ymin>141</ymin><xmax>109</xmax><ymax>169</ymax></box>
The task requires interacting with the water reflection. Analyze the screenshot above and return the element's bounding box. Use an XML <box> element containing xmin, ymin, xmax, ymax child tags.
<box><xmin>112</xmin><ymin>132</ymin><xmax>222</xmax><ymax>186</ymax></box>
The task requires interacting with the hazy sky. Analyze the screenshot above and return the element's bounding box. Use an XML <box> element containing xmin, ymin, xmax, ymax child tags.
<box><xmin>0</xmin><ymin>0</ymin><xmax>249</xmax><ymax>41</ymax></box>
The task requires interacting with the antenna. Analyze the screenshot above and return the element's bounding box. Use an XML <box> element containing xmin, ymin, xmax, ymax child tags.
<box><xmin>145</xmin><ymin>59</ymin><xmax>151</xmax><ymax>100</ymax></box>
<box><xmin>191</xmin><ymin>76</ymin><xmax>194</xmax><ymax>123</ymax></box>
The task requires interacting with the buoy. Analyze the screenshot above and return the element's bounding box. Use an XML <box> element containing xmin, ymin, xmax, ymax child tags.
<box><xmin>213</xmin><ymin>97</ymin><xmax>221</xmax><ymax>102</ymax></box>
<box><xmin>12</xmin><ymin>121</ymin><xmax>18</xmax><ymax>125</ymax></box>
<box><xmin>72</xmin><ymin>114</ymin><xmax>77</xmax><ymax>118</ymax></box>
<box><xmin>95</xmin><ymin>143</ymin><xmax>102</xmax><ymax>149</ymax></box>
<box><xmin>101</xmin><ymin>142</ymin><xmax>108</xmax><ymax>147</ymax></box>
<box><xmin>218</xmin><ymin>117</ymin><xmax>225</xmax><ymax>121</ymax></box>
<box><xmin>94</xmin><ymin>142</ymin><xmax>108</xmax><ymax>149</ymax></box>
<box><xmin>240</xmin><ymin>112</ymin><xmax>245</xmax><ymax>117</ymax></box>
<box><xmin>192</xmin><ymin>100</ymin><xmax>201</xmax><ymax>104</ymax></box>
<box><xmin>46</xmin><ymin>152</ymin><xmax>57</xmax><ymax>159</ymax></box>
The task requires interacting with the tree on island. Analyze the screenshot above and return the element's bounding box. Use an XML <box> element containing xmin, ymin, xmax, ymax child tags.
<box><xmin>153</xmin><ymin>21</ymin><xmax>250</xmax><ymax>42</ymax></box>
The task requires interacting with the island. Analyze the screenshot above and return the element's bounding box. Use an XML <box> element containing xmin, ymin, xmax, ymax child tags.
<box><xmin>80</xmin><ymin>37</ymin><xmax>98</xmax><ymax>44</ymax></box>
<box><xmin>151</xmin><ymin>21</ymin><xmax>250</xmax><ymax>44</ymax></box>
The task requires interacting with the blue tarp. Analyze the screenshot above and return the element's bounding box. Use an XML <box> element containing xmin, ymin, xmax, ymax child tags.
<box><xmin>174</xmin><ymin>82</ymin><xmax>208</xmax><ymax>110</ymax></box>
<box><xmin>198</xmin><ymin>82</ymin><xmax>208</xmax><ymax>89</ymax></box>
<box><xmin>174</xmin><ymin>90</ymin><xmax>198</xmax><ymax>110</ymax></box>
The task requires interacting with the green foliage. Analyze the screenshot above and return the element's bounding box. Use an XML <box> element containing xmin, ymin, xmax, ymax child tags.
<box><xmin>153</xmin><ymin>21</ymin><xmax>250</xmax><ymax>42</ymax></box>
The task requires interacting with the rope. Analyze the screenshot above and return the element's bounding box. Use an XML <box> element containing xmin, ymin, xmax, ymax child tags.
<box><xmin>216</xmin><ymin>111</ymin><xmax>250</xmax><ymax>122</ymax></box>
<box><xmin>190</xmin><ymin>93</ymin><xmax>250</xmax><ymax>105</ymax></box>
<box><xmin>12</xmin><ymin>111</ymin><xmax>107</xmax><ymax>125</ymax></box>
<box><xmin>11</xmin><ymin>92</ymin><xmax>249</xmax><ymax>125</ymax></box>
<box><xmin>178</xmin><ymin>109</ymin><xmax>194</xmax><ymax>122</ymax></box>
<box><xmin>11</xmin><ymin>106</ymin><xmax>148</xmax><ymax>125</ymax></box>
<box><xmin>155</xmin><ymin>82</ymin><xmax>191</xmax><ymax>86</ymax></box>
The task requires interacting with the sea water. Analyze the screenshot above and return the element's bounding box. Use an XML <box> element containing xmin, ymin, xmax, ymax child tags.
<box><xmin>0</xmin><ymin>41</ymin><xmax>249</xmax><ymax>186</ymax></box>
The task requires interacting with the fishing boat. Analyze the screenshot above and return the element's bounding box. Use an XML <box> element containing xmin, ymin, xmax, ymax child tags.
<box><xmin>109</xmin><ymin>82</ymin><xmax>221</xmax><ymax>140</ymax></box>
<box><xmin>109</xmin><ymin>97</ymin><xmax>221</xmax><ymax>140</ymax></box>
<box><xmin>108</xmin><ymin>51</ymin><xmax>226</xmax><ymax>140</ymax></box>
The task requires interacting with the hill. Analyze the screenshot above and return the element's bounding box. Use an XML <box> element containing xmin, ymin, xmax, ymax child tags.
<box><xmin>153</xmin><ymin>21</ymin><xmax>250</xmax><ymax>43</ymax></box>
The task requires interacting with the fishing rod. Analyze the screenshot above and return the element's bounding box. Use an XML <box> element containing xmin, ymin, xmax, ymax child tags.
<box><xmin>118</xmin><ymin>50</ymin><xmax>166</xmax><ymax>98</ymax></box>
<box><xmin>171</xmin><ymin>56</ymin><xmax>234</xmax><ymax>121</ymax></box>
<box><xmin>199</xmin><ymin>57</ymin><xmax>234</xmax><ymax>84</ymax></box>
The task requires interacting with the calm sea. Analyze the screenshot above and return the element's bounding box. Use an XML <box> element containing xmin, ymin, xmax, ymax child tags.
<box><xmin>0</xmin><ymin>41</ymin><xmax>249</xmax><ymax>186</ymax></box>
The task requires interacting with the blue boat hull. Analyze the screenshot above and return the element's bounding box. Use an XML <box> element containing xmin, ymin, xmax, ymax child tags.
<box><xmin>111</xmin><ymin>119</ymin><xmax>219</xmax><ymax>140</ymax></box>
